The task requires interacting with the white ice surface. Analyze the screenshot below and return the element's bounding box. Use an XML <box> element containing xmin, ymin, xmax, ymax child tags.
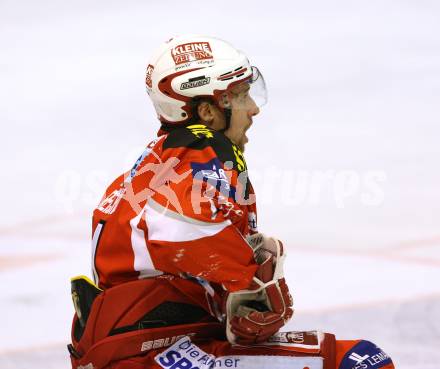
<box><xmin>1</xmin><ymin>1</ymin><xmax>440</xmax><ymax>368</ymax></box>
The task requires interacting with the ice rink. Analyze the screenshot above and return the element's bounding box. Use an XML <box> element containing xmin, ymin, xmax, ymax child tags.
<box><xmin>1</xmin><ymin>1</ymin><xmax>439</xmax><ymax>368</ymax></box>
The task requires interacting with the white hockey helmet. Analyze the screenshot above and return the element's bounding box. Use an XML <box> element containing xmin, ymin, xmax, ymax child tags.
<box><xmin>145</xmin><ymin>35</ymin><xmax>267</xmax><ymax>125</ymax></box>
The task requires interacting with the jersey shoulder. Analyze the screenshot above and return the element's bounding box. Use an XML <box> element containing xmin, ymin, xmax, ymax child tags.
<box><xmin>162</xmin><ymin>124</ymin><xmax>247</xmax><ymax>172</ymax></box>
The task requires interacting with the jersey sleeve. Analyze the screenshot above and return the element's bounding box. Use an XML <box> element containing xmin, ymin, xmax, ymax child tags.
<box><xmin>140</xmin><ymin>125</ymin><xmax>258</xmax><ymax>292</ymax></box>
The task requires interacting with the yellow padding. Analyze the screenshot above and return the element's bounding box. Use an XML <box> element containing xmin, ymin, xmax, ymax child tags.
<box><xmin>70</xmin><ymin>275</ymin><xmax>103</xmax><ymax>291</ymax></box>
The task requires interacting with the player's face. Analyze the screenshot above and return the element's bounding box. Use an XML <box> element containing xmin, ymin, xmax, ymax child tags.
<box><xmin>224</xmin><ymin>82</ymin><xmax>260</xmax><ymax>152</ymax></box>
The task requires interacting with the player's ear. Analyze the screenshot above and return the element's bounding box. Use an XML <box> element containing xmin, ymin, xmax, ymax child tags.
<box><xmin>197</xmin><ymin>101</ymin><xmax>215</xmax><ymax>124</ymax></box>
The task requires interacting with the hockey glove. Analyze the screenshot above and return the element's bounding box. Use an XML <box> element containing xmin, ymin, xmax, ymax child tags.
<box><xmin>226</xmin><ymin>234</ymin><xmax>293</xmax><ymax>344</ymax></box>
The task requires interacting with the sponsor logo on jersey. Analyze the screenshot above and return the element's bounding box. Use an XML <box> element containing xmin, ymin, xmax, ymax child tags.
<box><xmin>155</xmin><ymin>337</ymin><xmax>218</xmax><ymax>369</ymax></box>
<box><xmin>187</xmin><ymin>124</ymin><xmax>214</xmax><ymax>139</ymax></box>
<box><xmin>232</xmin><ymin>145</ymin><xmax>246</xmax><ymax>172</ymax></box>
<box><xmin>191</xmin><ymin>158</ymin><xmax>236</xmax><ymax>203</ymax></box>
<box><xmin>128</xmin><ymin>137</ymin><xmax>162</xmax><ymax>182</ymax></box>
<box><xmin>97</xmin><ymin>188</ymin><xmax>125</xmax><ymax>214</ymax></box>
<box><xmin>156</xmin><ymin>337</ymin><xmax>323</xmax><ymax>369</ymax></box>
<box><xmin>216</xmin><ymin>194</ymin><xmax>243</xmax><ymax>218</ymax></box>
<box><xmin>180</xmin><ymin>76</ymin><xmax>211</xmax><ymax>90</ymax></box>
<box><xmin>340</xmin><ymin>341</ymin><xmax>392</xmax><ymax>369</ymax></box>
<box><xmin>146</xmin><ymin>64</ymin><xmax>154</xmax><ymax>89</ymax></box>
<box><xmin>171</xmin><ymin>42</ymin><xmax>213</xmax><ymax>65</ymax></box>
<box><xmin>191</xmin><ymin>158</ymin><xmax>230</xmax><ymax>190</ymax></box>
<box><xmin>349</xmin><ymin>352</ymin><xmax>370</xmax><ymax>365</ymax></box>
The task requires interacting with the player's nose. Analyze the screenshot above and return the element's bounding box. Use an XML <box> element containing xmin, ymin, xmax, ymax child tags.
<box><xmin>249</xmin><ymin>98</ymin><xmax>260</xmax><ymax>117</ymax></box>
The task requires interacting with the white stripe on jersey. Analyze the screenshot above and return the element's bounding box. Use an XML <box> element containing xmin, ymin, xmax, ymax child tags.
<box><xmin>130</xmin><ymin>206</ymin><xmax>163</xmax><ymax>279</ymax></box>
<box><xmin>91</xmin><ymin>221</ymin><xmax>104</xmax><ymax>284</ymax></box>
<box><xmin>146</xmin><ymin>198</ymin><xmax>231</xmax><ymax>242</ymax></box>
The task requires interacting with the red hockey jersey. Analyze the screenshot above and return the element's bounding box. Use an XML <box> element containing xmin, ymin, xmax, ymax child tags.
<box><xmin>92</xmin><ymin>124</ymin><xmax>258</xmax><ymax>293</ymax></box>
<box><xmin>70</xmin><ymin>125</ymin><xmax>395</xmax><ymax>369</ymax></box>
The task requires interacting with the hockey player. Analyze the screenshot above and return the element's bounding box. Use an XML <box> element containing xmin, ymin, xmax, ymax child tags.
<box><xmin>68</xmin><ymin>36</ymin><xmax>394</xmax><ymax>369</ymax></box>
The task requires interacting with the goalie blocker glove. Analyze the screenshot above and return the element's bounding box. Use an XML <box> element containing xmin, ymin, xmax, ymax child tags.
<box><xmin>226</xmin><ymin>234</ymin><xmax>294</xmax><ymax>344</ymax></box>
